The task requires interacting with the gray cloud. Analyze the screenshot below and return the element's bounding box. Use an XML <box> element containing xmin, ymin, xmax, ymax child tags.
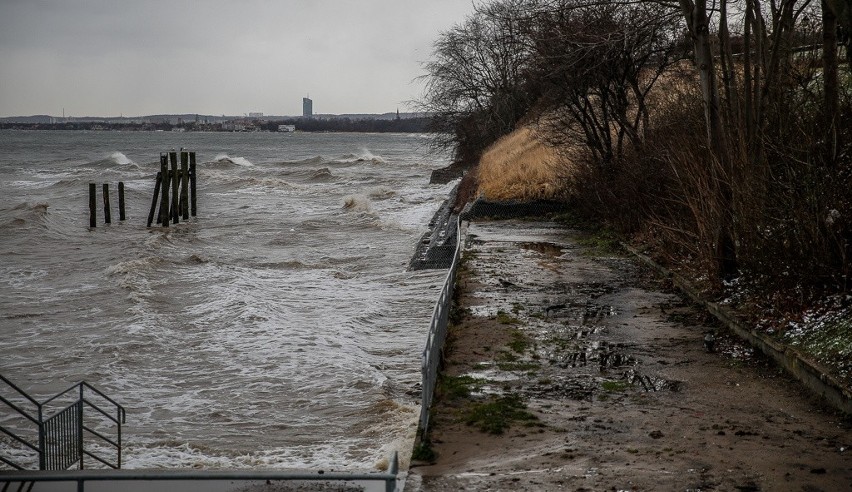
<box><xmin>0</xmin><ymin>0</ymin><xmax>474</xmax><ymax>116</ymax></box>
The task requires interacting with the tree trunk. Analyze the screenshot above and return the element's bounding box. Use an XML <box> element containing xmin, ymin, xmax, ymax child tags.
<box><xmin>680</xmin><ymin>0</ymin><xmax>724</xmax><ymax>153</ymax></box>
<box><xmin>680</xmin><ymin>0</ymin><xmax>738</xmax><ymax>281</ymax></box>
<box><xmin>823</xmin><ymin>0</ymin><xmax>839</xmax><ymax>163</ymax></box>
<box><xmin>719</xmin><ymin>0</ymin><xmax>741</xmax><ymax>128</ymax></box>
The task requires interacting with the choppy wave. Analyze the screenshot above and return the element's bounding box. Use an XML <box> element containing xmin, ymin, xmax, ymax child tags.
<box><xmin>110</xmin><ymin>152</ymin><xmax>134</xmax><ymax>166</ymax></box>
<box><xmin>308</xmin><ymin>168</ymin><xmax>334</xmax><ymax>182</ymax></box>
<box><xmin>77</xmin><ymin>152</ymin><xmax>141</xmax><ymax>170</ymax></box>
<box><xmin>213</xmin><ymin>154</ymin><xmax>254</xmax><ymax>167</ymax></box>
<box><xmin>7</xmin><ymin>179</ymin><xmax>56</xmax><ymax>190</ymax></box>
<box><xmin>368</xmin><ymin>186</ymin><xmax>396</xmax><ymax>200</ymax></box>
<box><xmin>244</xmin><ymin>176</ymin><xmax>295</xmax><ymax>189</ymax></box>
<box><xmin>335</xmin><ymin>149</ymin><xmax>386</xmax><ymax>164</ymax></box>
<box><xmin>342</xmin><ymin>194</ymin><xmax>372</xmax><ymax>212</ymax></box>
<box><xmin>0</xmin><ymin>265</ymin><xmax>49</xmax><ymax>289</ymax></box>
<box><xmin>105</xmin><ymin>256</ymin><xmax>166</xmax><ymax>276</ymax></box>
<box><xmin>46</xmin><ymin>178</ymin><xmax>83</xmax><ymax>191</ymax></box>
<box><xmin>203</xmin><ymin>170</ymin><xmax>295</xmax><ymax>190</ymax></box>
<box><xmin>247</xmin><ymin>259</ymin><xmax>313</xmax><ymax>270</ymax></box>
<box><xmin>2</xmin><ymin>202</ymin><xmax>50</xmax><ymax>228</ymax></box>
<box><xmin>11</xmin><ymin>202</ymin><xmax>48</xmax><ymax>212</ymax></box>
<box><xmin>276</xmin><ymin>167</ymin><xmax>335</xmax><ymax>183</ymax></box>
<box><xmin>0</xmin><ymin>131</ymin><xmax>452</xmax><ymax>472</ymax></box>
<box><xmin>271</xmin><ymin>156</ymin><xmax>326</xmax><ymax>167</ymax></box>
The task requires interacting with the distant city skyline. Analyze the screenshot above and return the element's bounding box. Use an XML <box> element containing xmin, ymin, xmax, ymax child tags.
<box><xmin>0</xmin><ymin>1</ymin><xmax>476</xmax><ymax>117</ymax></box>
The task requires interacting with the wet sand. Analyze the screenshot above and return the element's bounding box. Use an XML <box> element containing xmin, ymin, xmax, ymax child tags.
<box><xmin>408</xmin><ymin>220</ymin><xmax>852</xmax><ymax>491</ymax></box>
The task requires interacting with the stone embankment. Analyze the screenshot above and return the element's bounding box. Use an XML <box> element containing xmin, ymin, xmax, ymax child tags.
<box><xmin>408</xmin><ymin>217</ymin><xmax>851</xmax><ymax>491</ymax></box>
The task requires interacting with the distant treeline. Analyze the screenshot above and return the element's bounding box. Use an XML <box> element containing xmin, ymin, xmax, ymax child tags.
<box><xmin>0</xmin><ymin>117</ymin><xmax>434</xmax><ymax>133</ymax></box>
<box><xmin>261</xmin><ymin>117</ymin><xmax>433</xmax><ymax>133</ymax></box>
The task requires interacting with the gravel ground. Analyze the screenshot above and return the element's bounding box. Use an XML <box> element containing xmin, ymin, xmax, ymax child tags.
<box><xmin>407</xmin><ymin>220</ymin><xmax>852</xmax><ymax>492</ymax></box>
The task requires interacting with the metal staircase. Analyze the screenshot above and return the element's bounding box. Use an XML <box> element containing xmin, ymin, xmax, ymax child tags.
<box><xmin>2</xmin><ymin>376</ymin><xmax>401</xmax><ymax>491</ymax></box>
<box><xmin>0</xmin><ymin>375</ymin><xmax>126</xmax><ymax>474</ymax></box>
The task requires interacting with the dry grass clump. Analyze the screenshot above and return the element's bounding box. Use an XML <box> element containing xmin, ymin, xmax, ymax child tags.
<box><xmin>476</xmin><ymin>127</ymin><xmax>569</xmax><ymax>201</ymax></box>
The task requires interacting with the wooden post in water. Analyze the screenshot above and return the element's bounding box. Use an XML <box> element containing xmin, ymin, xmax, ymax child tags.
<box><xmin>89</xmin><ymin>183</ymin><xmax>97</xmax><ymax>228</ymax></box>
<box><xmin>102</xmin><ymin>183</ymin><xmax>111</xmax><ymax>224</ymax></box>
<box><xmin>147</xmin><ymin>172</ymin><xmax>162</xmax><ymax>227</ymax></box>
<box><xmin>159</xmin><ymin>154</ymin><xmax>170</xmax><ymax>228</ymax></box>
<box><xmin>118</xmin><ymin>182</ymin><xmax>126</xmax><ymax>221</ymax></box>
<box><xmin>189</xmin><ymin>152</ymin><xmax>197</xmax><ymax>217</ymax></box>
<box><xmin>169</xmin><ymin>151</ymin><xmax>179</xmax><ymax>224</ymax></box>
<box><xmin>180</xmin><ymin>151</ymin><xmax>189</xmax><ymax>220</ymax></box>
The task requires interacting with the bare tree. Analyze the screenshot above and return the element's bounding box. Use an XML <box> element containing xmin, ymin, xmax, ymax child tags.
<box><xmin>418</xmin><ymin>0</ymin><xmax>542</xmax><ymax>163</ymax></box>
<box><xmin>526</xmin><ymin>0</ymin><xmax>685</xmax><ymax>169</ymax></box>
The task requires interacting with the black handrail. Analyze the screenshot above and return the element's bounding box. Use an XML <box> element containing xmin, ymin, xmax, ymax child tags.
<box><xmin>0</xmin><ymin>425</ymin><xmax>40</xmax><ymax>452</ymax></box>
<box><xmin>0</xmin><ymin>453</ymin><xmax>28</xmax><ymax>471</ymax></box>
<box><xmin>0</xmin><ymin>453</ymin><xmax>400</xmax><ymax>492</ymax></box>
<box><xmin>0</xmin><ymin>377</ymin><xmax>125</xmax><ymax>471</ymax></box>
<box><xmin>0</xmin><ymin>375</ymin><xmax>42</xmax><ymax>470</ymax></box>
<box><xmin>0</xmin><ymin>376</ymin><xmax>40</xmax><ymax>407</ymax></box>
<box><xmin>0</xmin><ymin>395</ymin><xmax>40</xmax><ymax>425</ymax></box>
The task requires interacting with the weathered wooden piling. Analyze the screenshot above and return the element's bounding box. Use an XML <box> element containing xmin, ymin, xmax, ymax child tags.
<box><xmin>118</xmin><ymin>182</ymin><xmax>126</xmax><ymax>221</ymax></box>
<box><xmin>103</xmin><ymin>183</ymin><xmax>112</xmax><ymax>224</ymax></box>
<box><xmin>147</xmin><ymin>172</ymin><xmax>162</xmax><ymax>227</ymax></box>
<box><xmin>89</xmin><ymin>183</ymin><xmax>97</xmax><ymax>228</ymax></box>
<box><xmin>159</xmin><ymin>154</ymin><xmax>170</xmax><ymax>228</ymax></box>
<box><xmin>146</xmin><ymin>149</ymin><xmax>197</xmax><ymax>228</ymax></box>
<box><xmin>180</xmin><ymin>151</ymin><xmax>189</xmax><ymax>220</ymax></box>
<box><xmin>189</xmin><ymin>152</ymin><xmax>197</xmax><ymax>217</ymax></box>
<box><xmin>169</xmin><ymin>151</ymin><xmax>179</xmax><ymax>224</ymax></box>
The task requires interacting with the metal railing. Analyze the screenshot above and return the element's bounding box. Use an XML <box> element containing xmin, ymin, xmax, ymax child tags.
<box><xmin>419</xmin><ymin>216</ymin><xmax>463</xmax><ymax>437</ymax></box>
<box><xmin>0</xmin><ymin>376</ymin><xmax>125</xmax><ymax>471</ymax></box>
<box><xmin>0</xmin><ymin>452</ymin><xmax>399</xmax><ymax>492</ymax></box>
<box><xmin>1</xmin><ymin>374</ymin><xmax>399</xmax><ymax>491</ymax></box>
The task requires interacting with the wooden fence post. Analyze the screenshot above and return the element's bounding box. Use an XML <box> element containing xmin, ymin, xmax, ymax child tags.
<box><xmin>169</xmin><ymin>151</ymin><xmax>179</xmax><ymax>224</ymax></box>
<box><xmin>118</xmin><ymin>182</ymin><xmax>126</xmax><ymax>221</ymax></box>
<box><xmin>103</xmin><ymin>183</ymin><xmax>111</xmax><ymax>224</ymax></box>
<box><xmin>189</xmin><ymin>152</ymin><xmax>197</xmax><ymax>217</ymax></box>
<box><xmin>147</xmin><ymin>172</ymin><xmax>161</xmax><ymax>227</ymax></box>
<box><xmin>180</xmin><ymin>151</ymin><xmax>189</xmax><ymax>220</ymax></box>
<box><xmin>159</xmin><ymin>154</ymin><xmax>170</xmax><ymax>228</ymax></box>
<box><xmin>148</xmin><ymin>150</ymin><xmax>197</xmax><ymax>227</ymax></box>
<box><xmin>89</xmin><ymin>183</ymin><xmax>96</xmax><ymax>228</ymax></box>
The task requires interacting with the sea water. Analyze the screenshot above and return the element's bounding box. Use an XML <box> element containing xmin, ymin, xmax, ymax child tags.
<box><xmin>0</xmin><ymin>130</ymin><xmax>452</xmax><ymax>470</ymax></box>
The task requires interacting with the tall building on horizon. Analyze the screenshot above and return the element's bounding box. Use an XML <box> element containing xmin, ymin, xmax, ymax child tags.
<box><xmin>302</xmin><ymin>97</ymin><xmax>313</xmax><ymax>117</ymax></box>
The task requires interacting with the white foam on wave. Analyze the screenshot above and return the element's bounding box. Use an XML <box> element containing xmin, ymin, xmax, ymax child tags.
<box><xmin>381</xmin><ymin>179</ymin><xmax>460</xmax><ymax>231</ymax></box>
<box><xmin>338</xmin><ymin>149</ymin><xmax>387</xmax><ymax>164</ymax></box>
<box><xmin>7</xmin><ymin>180</ymin><xmax>54</xmax><ymax>190</ymax></box>
<box><xmin>367</xmin><ymin>186</ymin><xmax>396</xmax><ymax>200</ymax></box>
<box><xmin>343</xmin><ymin>194</ymin><xmax>372</xmax><ymax>212</ymax></box>
<box><xmin>359</xmin><ymin>148</ymin><xmax>386</xmax><ymax>163</ymax></box>
<box><xmin>110</xmin><ymin>152</ymin><xmax>133</xmax><ymax>165</ymax></box>
<box><xmin>374</xmin><ymin>400</ymin><xmax>420</xmax><ymax>471</ymax></box>
<box><xmin>214</xmin><ymin>154</ymin><xmax>254</xmax><ymax>167</ymax></box>
<box><xmin>0</xmin><ymin>266</ymin><xmax>49</xmax><ymax>289</ymax></box>
<box><xmin>104</xmin><ymin>257</ymin><xmax>165</xmax><ymax>304</ymax></box>
<box><xmin>105</xmin><ymin>257</ymin><xmax>164</xmax><ymax>276</ymax></box>
<box><xmin>123</xmin><ymin>439</ymin><xmax>370</xmax><ymax>470</ymax></box>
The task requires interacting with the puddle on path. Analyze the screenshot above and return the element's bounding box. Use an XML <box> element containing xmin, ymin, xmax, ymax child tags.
<box><xmin>520</xmin><ymin>242</ymin><xmax>565</xmax><ymax>258</ymax></box>
<box><xmin>456</xmin><ymin>222</ymin><xmax>685</xmax><ymax>405</ymax></box>
<box><xmin>623</xmin><ymin>368</ymin><xmax>683</xmax><ymax>392</ymax></box>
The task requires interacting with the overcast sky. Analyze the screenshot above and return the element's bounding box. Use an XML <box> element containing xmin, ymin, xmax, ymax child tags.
<box><xmin>0</xmin><ymin>0</ymin><xmax>476</xmax><ymax>117</ymax></box>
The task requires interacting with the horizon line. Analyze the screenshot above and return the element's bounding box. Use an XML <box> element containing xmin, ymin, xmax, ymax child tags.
<box><xmin>0</xmin><ymin>111</ymin><xmax>425</xmax><ymax>119</ymax></box>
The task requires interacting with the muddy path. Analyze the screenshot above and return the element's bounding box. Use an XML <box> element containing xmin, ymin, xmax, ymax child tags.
<box><xmin>408</xmin><ymin>220</ymin><xmax>851</xmax><ymax>491</ymax></box>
